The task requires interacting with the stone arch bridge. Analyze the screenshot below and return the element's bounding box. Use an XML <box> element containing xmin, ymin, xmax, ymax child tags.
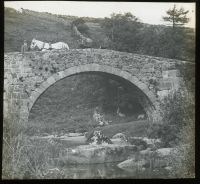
<box><xmin>4</xmin><ymin>49</ymin><xmax>189</xmax><ymax>129</ymax></box>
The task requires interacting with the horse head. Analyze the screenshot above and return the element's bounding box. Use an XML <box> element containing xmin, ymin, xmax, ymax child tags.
<box><xmin>30</xmin><ymin>38</ymin><xmax>37</xmax><ymax>50</ymax></box>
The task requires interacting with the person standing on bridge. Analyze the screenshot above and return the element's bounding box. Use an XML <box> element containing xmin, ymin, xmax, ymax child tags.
<box><xmin>21</xmin><ymin>40</ymin><xmax>28</xmax><ymax>54</ymax></box>
<box><xmin>49</xmin><ymin>41</ymin><xmax>52</xmax><ymax>50</ymax></box>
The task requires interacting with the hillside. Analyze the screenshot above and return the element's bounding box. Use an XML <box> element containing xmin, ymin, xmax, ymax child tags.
<box><xmin>4</xmin><ymin>7</ymin><xmax>107</xmax><ymax>52</ymax></box>
<box><xmin>5</xmin><ymin>7</ymin><xmax>195</xmax><ymax>62</ymax></box>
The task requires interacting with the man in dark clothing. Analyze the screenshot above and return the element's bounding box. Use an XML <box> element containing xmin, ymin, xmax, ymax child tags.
<box><xmin>21</xmin><ymin>40</ymin><xmax>28</xmax><ymax>54</ymax></box>
<box><xmin>49</xmin><ymin>42</ymin><xmax>52</xmax><ymax>50</ymax></box>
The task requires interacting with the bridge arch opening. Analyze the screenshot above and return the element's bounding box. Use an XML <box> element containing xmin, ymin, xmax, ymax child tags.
<box><xmin>27</xmin><ymin>64</ymin><xmax>158</xmax><ymax>130</ymax></box>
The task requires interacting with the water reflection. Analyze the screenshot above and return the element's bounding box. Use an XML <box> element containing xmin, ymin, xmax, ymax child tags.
<box><xmin>31</xmin><ymin>137</ymin><xmax>170</xmax><ymax>179</ymax></box>
<box><xmin>62</xmin><ymin>162</ymin><xmax>169</xmax><ymax>179</ymax></box>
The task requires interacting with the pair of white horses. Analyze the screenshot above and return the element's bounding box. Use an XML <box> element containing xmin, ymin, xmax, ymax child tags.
<box><xmin>30</xmin><ymin>38</ymin><xmax>69</xmax><ymax>51</ymax></box>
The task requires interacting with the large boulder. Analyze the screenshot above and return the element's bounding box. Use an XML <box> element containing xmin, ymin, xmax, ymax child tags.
<box><xmin>112</xmin><ymin>133</ymin><xmax>128</xmax><ymax>141</ymax></box>
<box><xmin>59</xmin><ymin>144</ymin><xmax>137</xmax><ymax>164</ymax></box>
<box><xmin>117</xmin><ymin>158</ymin><xmax>147</xmax><ymax>171</ymax></box>
<box><xmin>156</xmin><ymin>148</ymin><xmax>174</xmax><ymax>157</ymax></box>
<box><xmin>111</xmin><ymin>133</ymin><xmax>129</xmax><ymax>145</ymax></box>
<box><xmin>111</xmin><ymin>138</ymin><xmax>129</xmax><ymax>145</ymax></box>
<box><xmin>118</xmin><ymin>147</ymin><xmax>176</xmax><ymax>172</ymax></box>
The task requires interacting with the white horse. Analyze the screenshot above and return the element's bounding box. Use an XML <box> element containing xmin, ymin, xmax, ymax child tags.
<box><xmin>30</xmin><ymin>38</ymin><xmax>69</xmax><ymax>51</ymax></box>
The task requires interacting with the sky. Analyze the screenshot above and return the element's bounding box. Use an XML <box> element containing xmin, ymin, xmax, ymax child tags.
<box><xmin>4</xmin><ymin>1</ymin><xmax>196</xmax><ymax>28</ymax></box>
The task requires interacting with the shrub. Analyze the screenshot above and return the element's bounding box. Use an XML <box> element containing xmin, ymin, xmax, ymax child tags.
<box><xmin>146</xmin><ymin>88</ymin><xmax>195</xmax><ymax>177</ymax></box>
<box><xmin>147</xmin><ymin>88</ymin><xmax>194</xmax><ymax>147</ymax></box>
<box><xmin>72</xmin><ymin>17</ymin><xmax>89</xmax><ymax>35</ymax></box>
<box><xmin>2</xmin><ymin>133</ymin><xmax>65</xmax><ymax>179</ymax></box>
<box><xmin>77</xmin><ymin>24</ymin><xmax>89</xmax><ymax>35</ymax></box>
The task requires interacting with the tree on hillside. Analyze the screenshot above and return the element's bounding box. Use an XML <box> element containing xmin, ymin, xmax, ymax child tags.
<box><xmin>72</xmin><ymin>18</ymin><xmax>85</xmax><ymax>26</ymax></box>
<box><xmin>71</xmin><ymin>18</ymin><xmax>89</xmax><ymax>35</ymax></box>
<box><xmin>101</xmin><ymin>12</ymin><xmax>142</xmax><ymax>52</ymax></box>
<box><xmin>162</xmin><ymin>4</ymin><xmax>189</xmax><ymax>28</ymax></box>
<box><xmin>161</xmin><ymin>5</ymin><xmax>193</xmax><ymax>60</ymax></box>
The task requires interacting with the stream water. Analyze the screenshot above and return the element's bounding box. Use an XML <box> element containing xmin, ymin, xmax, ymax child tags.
<box><xmin>33</xmin><ymin>135</ymin><xmax>169</xmax><ymax>179</ymax></box>
<box><xmin>61</xmin><ymin>162</ymin><xmax>169</xmax><ymax>179</ymax></box>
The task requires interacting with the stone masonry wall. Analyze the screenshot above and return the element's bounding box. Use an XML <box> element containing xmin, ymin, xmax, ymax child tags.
<box><xmin>4</xmin><ymin>49</ymin><xmax>191</xmax><ymax>129</ymax></box>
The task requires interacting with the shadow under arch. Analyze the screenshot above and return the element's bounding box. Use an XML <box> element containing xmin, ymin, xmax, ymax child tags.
<box><xmin>28</xmin><ymin>64</ymin><xmax>159</xmax><ymax>121</ymax></box>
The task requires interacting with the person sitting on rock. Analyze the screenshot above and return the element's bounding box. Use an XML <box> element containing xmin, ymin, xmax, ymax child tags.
<box><xmin>112</xmin><ymin>133</ymin><xmax>128</xmax><ymax>142</ymax></box>
<box><xmin>93</xmin><ymin>107</ymin><xmax>110</xmax><ymax>127</ymax></box>
<box><xmin>93</xmin><ymin>107</ymin><xmax>104</xmax><ymax>123</ymax></box>
<box><xmin>86</xmin><ymin>130</ymin><xmax>113</xmax><ymax>145</ymax></box>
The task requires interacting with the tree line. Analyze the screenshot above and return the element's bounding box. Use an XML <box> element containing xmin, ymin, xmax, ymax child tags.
<box><xmin>99</xmin><ymin>5</ymin><xmax>195</xmax><ymax>62</ymax></box>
